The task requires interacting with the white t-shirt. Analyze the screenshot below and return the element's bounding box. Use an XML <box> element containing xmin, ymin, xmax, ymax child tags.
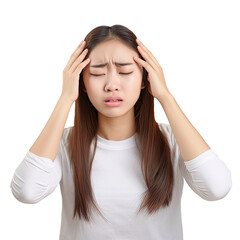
<box><xmin>10</xmin><ymin>123</ymin><xmax>232</xmax><ymax>240</ymax></box>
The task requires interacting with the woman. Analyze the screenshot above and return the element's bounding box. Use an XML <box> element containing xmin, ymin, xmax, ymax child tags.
<box><xmin>10</xmin><ymin>24</ymin><xmax>232</xmax><ymax>239</ymax></box>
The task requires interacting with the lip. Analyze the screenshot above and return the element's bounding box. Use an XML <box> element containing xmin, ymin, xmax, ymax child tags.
<box><xmin>104</xmin><ymin>96</ymin><xmax>123</xmax><ymax>102</ymax></box>
<box><xmin>104</xmin><ymin>101</ymin><xmax>123</xmax><ymax>107</ymax></box>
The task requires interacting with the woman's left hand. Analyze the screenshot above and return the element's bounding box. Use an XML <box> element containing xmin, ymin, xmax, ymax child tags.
<box><xmin>133</xmin><ymin>38</ymin><xmax>172</xmax><ymax>103</ymax></box>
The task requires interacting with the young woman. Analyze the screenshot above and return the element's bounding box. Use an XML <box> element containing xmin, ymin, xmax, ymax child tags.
<box><xmin>10</xmin><ymin>24</ymin><xmax>232</xmax><ymax>239</ymax></box>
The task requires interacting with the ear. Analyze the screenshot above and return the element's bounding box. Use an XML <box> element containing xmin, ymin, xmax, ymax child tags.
<box><xmin>82</xmin><ymin>79</ymin><xmax>87</xmax><ymax>93</ymax></box>
<box><xmin>141</xmin><ymin>82</ymin><xmax>146</xmax><ymax>89</ymax></box>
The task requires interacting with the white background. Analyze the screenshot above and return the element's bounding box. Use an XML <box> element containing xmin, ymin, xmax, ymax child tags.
<box><xmin>1</xmin><ymin>0</ymin><xmax>239</xmax><ymax>239</ymax></box>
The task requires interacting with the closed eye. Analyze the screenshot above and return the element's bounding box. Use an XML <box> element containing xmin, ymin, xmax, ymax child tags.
<box><xmin>90</xmin><ymin>72</ymin><xmax>133</xmax><ymax>76</ymax></box>
<box><xmin>120</xmin><ymin>72</ymin><xmax>133</xmax><ymax>75</ymax></box>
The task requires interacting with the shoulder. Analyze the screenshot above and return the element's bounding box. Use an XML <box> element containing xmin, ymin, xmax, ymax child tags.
<box><xmin>157</xmin><ymin>122</ymin><xmax>182</xmax><ymax>170</ymax></box>
<box><xmin>60</xmin><ymin>123</ymin><xmax>175</xmax><ymax>148</ymax></box>
<box><xmin>158</xmin><ymin>122</ymin><xmax>171</xmax><ymax>135</ymax></box>
<box><xmin>58</xmin><ymin>126</ymin><xmax>74</xmax><ymax>166</ymax></box>
<box><xmin>157</xmin><ymin>122</ymin><xmax>174</xmax><ymax>147</ymax></box>
<box><xmin>61</xmin><ymin>126</ymin><xmax>73</xmax><ymax>147</ymax></box>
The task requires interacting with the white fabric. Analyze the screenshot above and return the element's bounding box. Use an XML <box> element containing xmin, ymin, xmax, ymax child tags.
<box><xmin>10</xmin><ymin>123</ymin><xmax>232</xmax><ymax>240</ymax></box>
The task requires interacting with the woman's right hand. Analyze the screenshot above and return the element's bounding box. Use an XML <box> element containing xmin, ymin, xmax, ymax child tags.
<box><xmin>61</xmin><ymin>40</ymin><xmax>90</xmax><ymax>103</ymax></box>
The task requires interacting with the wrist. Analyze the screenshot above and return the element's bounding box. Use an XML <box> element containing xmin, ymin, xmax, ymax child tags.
<box><xmin>157</xmin><ymin>91</ymin><xmax>174</xmax><ymax>106</ymax></box>
<box><xmin>59</xmin><ymin>95</ymin><xmax>74</xmax><ymax>107</ymax></box>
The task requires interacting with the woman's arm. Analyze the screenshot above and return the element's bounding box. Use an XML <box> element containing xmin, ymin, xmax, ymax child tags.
<box><xmin>29</xmin><ymin>96</ymin><xmax>72</xmax><ymax>162</ymax></box>
<box><xmin>159</xmin><ymin>93</ymin><xmax>210</xmax><ymax>162</ymax></box>
<box><xmin>10</xmin><ymin>95</ymin><xmax>71</xmax><ymax>203</ymax></box>
<box><xmin>29</xmin><ymin>39</ymin><xmax>89</xmax><ymax>162</ymax></box>
<box><xmin>10</xmin><ymin>143</ymin><xmax>63</xmax><ymax>203</ymax></box>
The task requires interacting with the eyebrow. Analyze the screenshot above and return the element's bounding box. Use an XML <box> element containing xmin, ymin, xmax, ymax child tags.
<box><xmin>90</xmin><ymin>62</ymin><xmax>133</xmax><ymax>68</ymax></box>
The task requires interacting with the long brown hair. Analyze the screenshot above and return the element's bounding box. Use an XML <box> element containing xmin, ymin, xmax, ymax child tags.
<box><xmin>69</xmin><ymin>24</ymin><xmax>173</xmax><ymax>222</ymax></box>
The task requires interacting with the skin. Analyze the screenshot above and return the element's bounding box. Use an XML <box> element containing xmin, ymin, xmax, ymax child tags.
<box><xmin>82</xmin><ymin>39</ymin><xmax>145</xmax><ymax>141</ymax></box>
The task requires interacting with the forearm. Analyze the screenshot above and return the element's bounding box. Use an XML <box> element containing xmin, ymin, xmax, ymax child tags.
<box><xmin>29</xmin><ymin>95</ymin><xmax>73</xmax><ymax>162</ymax></box>
<box><xmin>159</xmin><ymin>93</ymin><xmax>210</xmax><ymax>162</ymax></box>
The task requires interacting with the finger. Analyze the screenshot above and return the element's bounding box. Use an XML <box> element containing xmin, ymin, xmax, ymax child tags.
<box><xmin>137</xmin><ymin>45</ymin><xmax>159</xmax><ymax>71</ymax></box>
<box><xmin>65</xmin><ymin>41</ymin><xmax>86</xmax><ymax>71</ymax></box>
<box><xmin>133</xmin><ymin>56</ymin><xmax>153</xmax><ymax>73</ymax></box>
<box><xmin>136</xmin><ymin>39</ymin><xmax>162</xmax><ymax>69</ymax></box>
<box><xmin>73</xmin><ymin>58</ymin><xmax>91</xmax><ymax>75</ymax></box>
<box><xmin>70</xmin><ymin>48</ymin><xmax>89</xmax><ymax>73</ymax></box>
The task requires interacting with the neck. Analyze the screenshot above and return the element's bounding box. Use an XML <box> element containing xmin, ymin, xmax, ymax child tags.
<box><xmin>97</xmin><ymin>111</ymin><xmax>136</xmax><ymax>141</ymax></box>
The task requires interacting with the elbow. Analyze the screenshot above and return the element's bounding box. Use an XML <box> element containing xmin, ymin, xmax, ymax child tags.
<box><xmin>207</xmin><ymin>172</ymin><xmax>232</xmax><ymax>201</ymax></box>
<box><xmin>10</xmin><ymin>179</ymin><xmax>44</xmax><ymax>204</ymax></box>
<box><xmin>210</xmin><ymin>180</ymin><xmax>232</xmax><ymax>201</ymax></box>
<box><xmin>11</xmin><ymin>189</ymin><xmax>38</xmax><ymax>204</ymax></box>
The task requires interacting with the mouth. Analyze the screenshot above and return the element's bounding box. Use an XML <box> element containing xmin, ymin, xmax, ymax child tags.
<box><xmin>104</xmin><ymin>100</ymin><xmax>123</xmax><ymax>102</ymax></box>
<box><xmin>104</xmin><ymin>100</ymin><xmax>123</xmax><ymax>106</ymax></box>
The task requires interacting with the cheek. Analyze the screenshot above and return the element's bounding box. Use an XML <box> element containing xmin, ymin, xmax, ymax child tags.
<box><xmin>83</xmin><ymin>73</ymin><xmax>98</xmax><ymax>91</ymax></box>
<box><xmin>83</xmin><ymin>77</ymin><xmax>103</xmax><ymax>104</ymax></box>
<box><xmin>127</xmin><ymin>72</ymin><xmax>143</xmax><ymax>88</ymax></box>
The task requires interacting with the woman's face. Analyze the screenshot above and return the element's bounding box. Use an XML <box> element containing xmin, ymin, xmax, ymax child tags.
<box><xmin>82</xmin><ymin>39</ymin><xmax>145</xmax><ymax>118</ymax></box>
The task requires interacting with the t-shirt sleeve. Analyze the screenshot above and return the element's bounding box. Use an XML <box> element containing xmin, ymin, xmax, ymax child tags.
<box><xmin>159</xmin><ymin>122</ymin><xmax>232</xmax><ymax>201</ymax></box>
<box><xmin>178</xmin><ymin>148</ymin><xmax>232</xmax><ymax>200</ymax></box>
<box><xmin>10</xmin><ymin>138</ymin><xmax>63</xmax><ymax>204</ymax></box>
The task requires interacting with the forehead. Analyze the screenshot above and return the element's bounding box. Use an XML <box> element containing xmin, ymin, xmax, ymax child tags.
<box><xmin>88</xmin><ymin>39</ymin><xmax>136</xmax><ymax>61</ymax></box>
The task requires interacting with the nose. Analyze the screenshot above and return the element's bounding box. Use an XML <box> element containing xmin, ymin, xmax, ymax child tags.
<box><xmin>104</xmin><ymin>71</ymin><xmax>120</xmax><ymax>92</ymax></box>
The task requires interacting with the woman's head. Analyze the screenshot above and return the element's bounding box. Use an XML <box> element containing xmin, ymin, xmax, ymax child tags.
<box><xmin>80</xmin><ymin>25</ymin><xmax>147</xmax><ymax>119</ymax></box>
<box><xmin>82</xmin><ymin>38</ymin><xmax>145</xmax><ymax>119</ymax></box>
<box><xmin>69</xmin><ymin>25</ymin><xmax>173</xmax><ymax>222</ymax></box>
